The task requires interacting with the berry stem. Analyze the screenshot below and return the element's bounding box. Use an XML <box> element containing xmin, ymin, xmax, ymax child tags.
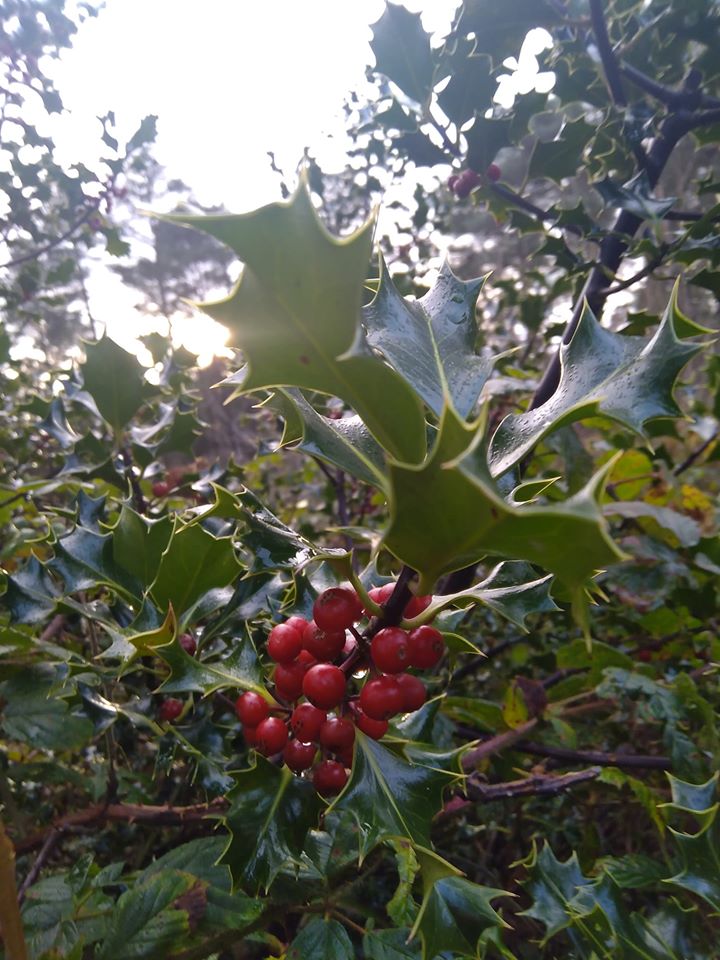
<box><xmin>347</xmin><ymin>568</ymin><xmax>382</xmax><ymax>618</ymax></box>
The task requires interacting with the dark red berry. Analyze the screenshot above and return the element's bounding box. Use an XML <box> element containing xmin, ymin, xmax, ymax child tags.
<box><xmin>290</xmin><ymin>703</ymin><xmax>327</xmax><ymax>741</ymax></box>
<box><xmin>268</xmin><ymin>622</ymin><xmax>304</xmax><ymax>663</ymax></box>
<box><xmin>313</xmin><ymin>587</ymin><xmax>362</xmax><ymax>632</ymax></box>
<box><xmin>407</xmin><ymin>626</ymin><xmax>445</xmax><ymax>669</ymax></box>
<box><xmin>255</xmin><ymin>716</ymin><xmax>289</xmax><ymax>755</ymax></box>
<box><xmin>243</xmin><ymin>724</ymin><xmax>258</xmax><ymax>746</ymax></box>
<box><xmin>159</xmin><ymin>698</ymin><xmax>183</xmax><ymax>722</ymax></box>
<box><xmin>152</xmin><ymin>480</ymin><xmax>170</xmax><ymax>497</ymax></box>
<box><xmin>359</xmin><ymin>676</ymin><xmax>404</xmax><ymax>720</ymax></box>
<box><xmin>303</xmin><ymin>622</ymin><xmax>346</xmax><ymax>661</ymax></box>
<box><xmin>371</xmin><ymin>627</ymin><xmax>410</xmax><ymax>674</ymax></box>
<box><xmin>297</xmin><ymin>649</ymin><xmax>316</xmax><ymax>670</ymax></box>
<box><xmin>637</xmin><ymin>649</ymin><xmax>652</xmax><ymax>662</ymax></box>
<box><xmin>453</xmin><ymin>169</ymin><xmax>481</xmax><ymax>198</ymax></box>
<box><xmin>285</xmin><ymin>615</ymin><xmax>309</xmax><ymax>634</ymax></box>
<box><xmin>366</xmin><ymin>584</ymin><xmax>394</xmax><ymax>613</ymax></box>
<box><xmin>396</xmin><ymin>673</ymin><xmax>427</xmax><ymax>712</ymax></box>
<box><xmin>313</xmin><ymin>760</ymin><xmax>348</xmax><ymax>796</ymax></box>
<box><xmin>404</xmin><ymin>594</ymin><xmax>432</xmax><ymax>619</ymax></box>
<box><xmin>235</xmin><ymin>691</ymin><xmax>270</xmax><ymax>726</ymax></box>
<box><xmin>302</xmin><ymin>664</ymin><xmax>346</xmax><ymax>710</ymax></box>
<box><xmin>274</xmin><ymin>662</ymin><xmax>306</xmax><ymax>701</ymax></box>
<box><xmin>319</xmin><ymin>716</ymin><xmax>355</xmax><ymax>751</ymax></box>
<box><xmin>179</xmin><ymin>633</ymin><xmax>197</xmax><ymax>656</ymax></box>
<box><xmin>354</xmin><ymin>710</ymin><xmax>389</xmax><ymax>739</ymax></box>
<box><xmin>448</xmin><ymin>174</ymin><xmax>459</xmax><ymax>191</ymax></box>
<box><xmin>283</xmin><ymin>739</ymin><xmax>317</xmax><ymax>772</ymax></box>
<box><xmin>486</xmin><ymin>162</ymin><xmax>502</xmax><ymax>182</ymax></box>
<box><xmin>334</xmin><ymin>744</ymin><xmax>354</xmax><ymax>768</ymax></box>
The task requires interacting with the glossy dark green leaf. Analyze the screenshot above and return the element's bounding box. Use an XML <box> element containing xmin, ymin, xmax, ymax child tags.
<box><xmin>595</xmin><ymin>171</ymin><xmax>677</xmax><ymax>220</ymax></box>
<box><xmin>165</xmin><ymin>180</ymin><xmax>426</xmax><ymax>463</ymax></box>
<box><xmin>465</xmin><ymin>115</ymin><xmax>512</xmax><ymax>172</ymax></box>
<box><xmin>111</xmin><ymin>505</ymin><xmax>173</xmax><ymax>584</ymax></box>
<box><xmin>3</xmin><ymin>556</ymin><xmax>59</xmax><ymax>624</ymax></box>
<box><xmin>603</xmin><ymin>501</ymin><xmax>702</xmax><ymax>547</ymax></box>
<box><xmin>662</xmin><ymin>773</ymin><xmax>720</xmax><ymax>911</ymax></box>
<box><xmin>329</xmin><ymin>732</ymin><xmax>456</xmax><ymax>860</ymax></box>
<box><xmin>363</xmin><ymin>928</ymin><xmax>421</xmax><ymax>960</ymax></box>
<box><xmin>96</xmin><ymin>871</ymin><xmax>191</xmax><ymax>960</ymax></box>
<box><xmin>287</xmin><ymin>918</ymin><xmax>354</xmax><ymax>960</ymax></box>
<box><xmin>437</xmin><ymin>51</ymin><xmax>494</xmax><ymax>124</ymax></box>
<box><xmin>489</xmin><ymin>286</ymin><xmax>704</xmax><ymax>477</ymax></box>
<box><xmin>270</xmin><ymin>388</ymin><xmax>387</xmax><ymax>489</ymax></box>
<box><xmin>528</xmin><ymin>118</ymin><xmax>596</xmax><ymax>183</ymax></box>
<box><xmin>149</xmin><ymin>520</ymin><xmax>241</xmax><ymax>616</ymax></box>
<box><xmin>412</xmin><ymin>848</ymin><xmax>509</xmax><ymax>960</ymax></box>
<box><xmin>39</xmin><ymin>397</ymin><xmax>81</xmax><ymax>448</ymax></box>
<box><xmin>50</xmin><ymin>526</ymin><xmax>143</xmax><ymax>602</ymax></box>
<box><xmin>384</xmin><ymin>403</ymin><xmax>622</xmax><ymax>600</ymax></box>
<box><xmin>370</xmin><ymin>3</ymin><xmax>434</xmax><ymax>105</ymax></box>
<box><xmin>158</xmin><ymin>631</ymin><xmax>264</xmax><ymax>696</ymax></box>
<box><xmin>361</xmin><ymin>258</ymin><xmax>491</xmax><ymax>420</ymax></box>
<box><xmin>222</xmin><ymin>759</ymin><xmax>323</xmax><ymax>893</ymax></box>
<box><xmin>0</xmin><ymin>667</ymin><xmax>93</xmax><ymax>750</ymax></box>
<box><xmin>81</xmin><ymin>334</ymin><xmax>149</xmax><ymax>434</ymax></box>
<box><xmin>519</xmin><ymin>842</ymin><xmax>590</xmax><ymax>943</ymax></box>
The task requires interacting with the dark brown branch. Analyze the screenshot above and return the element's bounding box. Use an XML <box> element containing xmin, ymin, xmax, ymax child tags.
<box><xmin>490</xmin><ymin>182</ymin><xmax>585</xmax><ymax>238</ymax></box>
<box><xmin>465</xmin><ymin>766</ymin><xmax>601</xmax><ymax>802</ymax></box>
<box><xmin>620</xmin><ymin>62</ymin><xmax>720</xmax><ymax>110</ymax></box>
<box><xmin>673</xmin><ymin>430</ymin><xmax>719</xmax><ymax>476</ymax></box>
<box><xmin>461</xmin><ymin>719</ymin><xmax>538</xmax><ymax>771</ymax></box>
<box><xmin>603</xmin><ymin>248</ymin><xmax>668</xmax><ymax>295</ymax></box>
<box><xmin>589</xmin><ymin>0</ymin><xmax>627</xmax><ymax>106</ymax></box>
<box><xmin>17</xmin><ymin>829</ymin><xmax>60</xmax><ymax>905</ymax></box>
<box><xmin>13</xmin><ymin>799</ymin><xmax>228</xmax><ymax>856</ymax></box>
<box><xmin>121</xmin><ymin>446</ymin><xmax>147</xmax><ymax>515</ymax></box>
<box><xmin>516</xmin><ymin>739</ymin><xmax>671</xmax><ymax>770</ymax></box>
<box><xmin>684</xmin><ymin>107</ymin><xmax>720</xmax><ymax>130</ymax></box>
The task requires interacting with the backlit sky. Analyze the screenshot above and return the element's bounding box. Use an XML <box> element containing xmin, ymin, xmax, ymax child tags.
<box><xmin>44</xmin><ymin>1</ymin><xmax>549</xmax><ymax>363</ymax></box>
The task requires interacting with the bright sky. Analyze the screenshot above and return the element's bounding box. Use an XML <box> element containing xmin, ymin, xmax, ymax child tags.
<box><xmin>43</xmin><ymin>1</ymin><xmax>551</xmax><ymax>364</ymax></box>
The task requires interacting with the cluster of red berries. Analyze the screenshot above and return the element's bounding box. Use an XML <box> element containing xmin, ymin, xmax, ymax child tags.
<box><xmin>448</xmin><ymin>163</ymin><xmax>501</xmax><ymax>199</ymax></box>
<box><xmin>234</xmin><ymin>584</ymin><xmax>445</xmax><ymax>796</ymax></box>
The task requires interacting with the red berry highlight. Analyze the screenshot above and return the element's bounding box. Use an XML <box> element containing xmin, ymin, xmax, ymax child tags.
<box><xmin>313</xmin><ymin>587</ymin><xmax>362</xmax><ymax>632</ymax></box>
<box><xmin>235</xmin><ymin>691</ymin><xmax>270</xmax><ymax>726</ymax></box>
<box><xmin>255</xmin><ymin>716</ymin><xmax>289</xmax><ymax>755</ymax></box>
<box><xmin>371</xmin><ymin>627</ymin><xmax>410</xmax><ymax>674</ymax></box>
<box><xmin>268</xmin><ymin>622</ymin><xmax>304</xmax><ymax>663</ymax></box>
<box><xmin>303</xmin><ymin>664</ymin><xmax>346</xmax><ymax>710</ymax></box>
<box><xmin>313</xmin><ymin>760</ymin><xmax>348</xmax><ymax>796</ymax></box>
<box><xmin>407</xmin><ymin>626</ymin><xmax>445</xmax><ymax>669</ymax></box>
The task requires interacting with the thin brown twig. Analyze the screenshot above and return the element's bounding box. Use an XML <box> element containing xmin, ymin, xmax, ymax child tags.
<box><xmin>673</xmin><ymin>430</ymin><xmax>718</xmax><ymax>476</ymax></box>
<box><xmin>17</xmin><ymin>829</ymin><xmax>60</xmax><ymax>905</ymax></box>
<box><xmin>461</xmin><ymin>719</ymin><xmax>538</xmax><ymax>771</ymax></box>
<box><xmin>466</xmin><ymin>766</ymin><xmax>601</xmax><ymax>802</ymax></box>
<box><xmin>516</xmin><ymin>739</ymin><xmax>671</xmax><ymax>770</ymax></box>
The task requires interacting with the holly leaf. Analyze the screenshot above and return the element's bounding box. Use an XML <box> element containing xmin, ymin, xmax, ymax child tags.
<box><xmin>363</xmin><ymin>928</ymin><xmax>421</xmax><ymax>960</ymax></box>
<box><xmin>595</xmin><ymin>171</ymin><xmax>677</xmax><ymax>220</ymax></box>
<box><xmin>165</xmin><ymin>179</ymin><xmax>426</xmax><ymax>464</ymax></box>
<box><xmin>662</xmin><ymin>773</ymin><xmax>720</xmax><ymax>911</ymax></box>
<box><xmin>370</xmin><ymin>3</ymin><xmax>434</xmax><ymax>105</ymax></box>
<box><xmin>287</xmin><ymin>918</ymin><xmax>354</xmax><ymax>960</ymax></box>
<box><xmin>437</xmin><ymin>50</ymin><xmax>494</xmax><ymax>124</ymax></box>
<box><xmin>270</xmin><ymin>388</ymin><xmax>387</xmax><ymax>489</ymax></box>
<box><xmin>411</xmin><ymin>848</ymin><xmax>509</xmax><ymax>960</ymax></box>
<box><xmin>328</xmin><ymin>732</ymin><xmax>456</xmax><ymax>860</ymax></box>
<box><xmin>81</xmin><ymin>335</ymin><xmax>150</xmax><ymax>434</ymax></box>
<box><xmin>361</xmin><ymin>258</ymin><xmax>492</xmax><ymax>420</ymax></box>
<box><xmin>222</xmin><ymin>759</ymin><xmax>323</xmax><ymax>893</ymax></box>
<box><xmin>149</xmin><ymin>520</ymin><xmax>241</xmax><ymax>617</ymax></box>
<box><xmin>0</xmin><ymin>667</ymin><xmax>93</xmax><ymax>751</ymax></box>
<box><xmin>518</xmin><ymin>842</ymin><xmax>591</xmax><ymax>943</ymax></box>
<box><xmin>96</xmin><ymin>872</ymin><xmax>191</xmax><ymax>960</ymax></box>
<box><xmin>384</xmin><ymin>403</ymin><xmax>622</xmax><ymax>599</ymax></box>
<box><xmin>528</xmin><ymin>118</ymin><xmax>596</xmax><ymax>183</ymax></box>
<box><xmin>49</xmin><ymin>526</ymin><xmax>143</xmax><ymax>602</ymax></box>
<box><xmin>111</xmin><ymin>505</ymin><xmax>173</xmax><ymax>584</ymax></box>
<box><xmin>157</xmin><ymin>632</ymin><xmax>264</xmax><ymax>697</ymax></box>
<box><xmin>3</xmin><ymin>556</ymin><xmax>60</xmax><ymax>624</ymax></box>
<box><xmin>489</xmin><ymin>285</ymin><xmax>704</xmax><ymax>477</ymax></box>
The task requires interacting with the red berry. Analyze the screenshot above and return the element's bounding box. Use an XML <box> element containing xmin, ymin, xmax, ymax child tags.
<box><xmin>407</xmin><ymin>626</ymin><xmax>445</xmax><ymax>669</ymax></box>
<box><xmin>302</xmin><ymin>664</ymin><xmax>346</xmax><ymax>710</ymax></box>
<box><xmin>313</xmin><ymin>587</ymin><xmax>362</xmax><ymax>632</ymax></box>
<box><xmin>159</xmin><ymin>698</ymin><xmax>183</xmax><ymax>722</ymax></box>
<box><xmin>274</xmin><ymin>662</ymin><xmax>306</xmax><ymax>701</ymax></box>
<box><xmin>152</xmin><ymin>480</ymin><xmax>170</xmax><ymax>497</ymax></box>
<box><xmin>297</xmin><ymin>649</ymin><xmax>316</xmax><ymax>670</ymax></box>
<box><xmin>243</xmin><ymin>724</ymin><xmax>259</xmax><ymax>745</ymax></box>
<box><xmin>404</xmin><ymin>594</ymin><xmax>432</xmax><ymax>619</ymax></box>
<box><xmin>313</xmin><ymin>760</ymin><xmax>348</xmax><ymax>796</ymax></box>
<box><xmin>283</xmin><ymin>739</ymin><xmax>317</xmax><ymax>773</ymax></box>
<box><xmin>354</xmin><ymin>710</ymin><xmax>389</xmax><ymax>739</ymax></box>
<box><xmin>637</xmin><ymin>649</ymin><xmax>652</xmax><ymax>662</ymax></box>
<box><xmin>359</xmin><ymin>676</ymin><xmax>404</xmax><ymax>720</ymax></box>
<box><xmin>255</xmin><ymin>716</ymin><xmax>289</xmax><ymax>755</ymax></box>
<box><xmin>268</xmin><ymin>622</ymin><xmax>304</xmax><ymax>663</ymax></box>
<box><xmin>448</xmin><ymin>174</ymin><xmax>459</xmax><ymax>191</ymax></box>
<box><xmin>371</xmin><ymin>627</ymin><xmax>410</xmax><ymax>674</ymax></box>
<box><xmin>486</xmin><ymin>162</ymin><xmax>502</xmax><ymax>182</ymax></box>
<box><xmin>453</xmin><ymin>169</ymin><xmax>481</xmax><ymax>198</ymax></box>
<box><xmin>395</xmin><ymin>673</ymin><xmax>427</xmax><ymax>712</ymax></box>
<box><xmin>235</xmin><ymin>691</ymin><xmax>270</xmax><ymax>726</ymax></box>
<box><xmin>179</xmin><ymin>633</ymin><xmax>197</xmax><ymax>656</ymax></box>
<box><xmin>366</xmin><ymin>584</ymin><xmax>394</xmax><ymax>613</ymax></box>
<box><xmin>319</xmin><ymin>716</ymin><xmax>355</xmax><ymax>751</ymax></box>
<box><xmin>303</xmin><ymin>622</ymin><xmax>346</xmax><ymax>661</ymax></box>
<box><xmin>290</xmin><ymin>703</ymin><xmax>327</xmax><ymax>741</ymax></box>
<box><xmin>285</xmin><ymin>615</ymin><xmax>309</xmax><ymax>633</ymax></box>
<box><xmin>334</xmin><ymin>744</ymin><xmax>354</xmax><ymax>768</ymax></box>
